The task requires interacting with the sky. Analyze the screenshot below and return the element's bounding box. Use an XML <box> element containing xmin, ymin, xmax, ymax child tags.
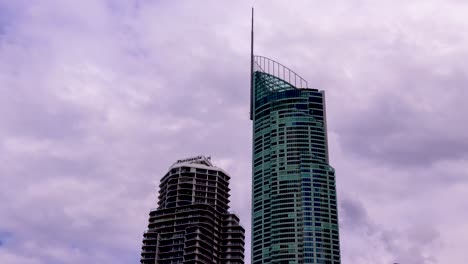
<box><xmin>0</xmin><ymin>0</ymin><xmax>467</xmax><ymax>263</ymax></box>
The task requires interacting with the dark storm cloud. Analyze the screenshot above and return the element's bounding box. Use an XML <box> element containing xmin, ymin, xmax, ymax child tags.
<box><xmin>340</xmin><ymin>196</ymin><xmax>441</xmax><ymax>264</ymax></box>
<box><xmin>340</xmin><ymin>196</ymin><xmax>369</xmax><ymax>230</ymax></box>
<box><xmin>337</xmin><ymin>67</ymin><xmax>468</xmax><ymax>168</ymax></box>
<box><xmin>0</xmin><ymin>231</ymin><xmax>12</xmax><ymax>247</ymax></box>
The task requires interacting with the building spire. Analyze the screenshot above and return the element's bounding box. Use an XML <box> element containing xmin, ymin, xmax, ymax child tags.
<box><xmin>250</xmin><ymin>7</ymin><xmax>254</xmax><ymax>120</ymax></box>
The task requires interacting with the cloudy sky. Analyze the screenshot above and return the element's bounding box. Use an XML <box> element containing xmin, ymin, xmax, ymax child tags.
<box><xmin>1</xmin><ymin>0</ymin><xmax>468</xmax><ymax>263</ymax></box>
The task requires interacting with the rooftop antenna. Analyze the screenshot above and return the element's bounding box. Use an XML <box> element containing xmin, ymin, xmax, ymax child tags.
<box><xmin>249</xmin><ymin>7</ymin><xmax>254</xmax><ymax>120</ymax></box>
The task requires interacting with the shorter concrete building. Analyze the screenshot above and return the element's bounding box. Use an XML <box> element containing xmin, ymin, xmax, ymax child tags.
<box><xmin>140</xmin><ymin>156</ymin><xmax>245</xmax><ymax>264</ymax></box>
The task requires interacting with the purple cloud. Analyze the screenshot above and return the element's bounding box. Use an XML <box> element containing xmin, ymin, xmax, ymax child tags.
<box><xmin>1</xmin><ymin>1</ymin><xmax>467</xmax><ymax>264</ymax></box>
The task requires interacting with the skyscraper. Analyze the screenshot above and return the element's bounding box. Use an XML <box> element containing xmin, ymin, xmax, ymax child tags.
<box><xmin>250</xmin><ymin>11</ymin><xmax>341</xmax><ymax>264</ymax></box>
<box><xmin>141</xmin><ymin>156</ymin><xmax>245</xmax><ymax>264</ymax></box>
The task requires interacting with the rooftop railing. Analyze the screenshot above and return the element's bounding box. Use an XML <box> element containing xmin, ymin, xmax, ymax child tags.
<box><xmin>254</xmin><ymin>55</ymin><xmax>308</xmax><ymax>89</ymax></box>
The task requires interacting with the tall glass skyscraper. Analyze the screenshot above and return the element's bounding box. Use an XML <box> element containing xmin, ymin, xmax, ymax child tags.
<box><xmin>250</xmin><ymin>11</ymin><xmax>341</xmax><ymax>264</ymax></box>
<box><xmin>250</xmin><ymin>55</ymin><xmax>341</xmax><ymax>264</ymax></box>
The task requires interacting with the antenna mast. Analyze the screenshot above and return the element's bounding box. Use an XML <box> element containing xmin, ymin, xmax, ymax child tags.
<box><xmin>250</xmin><ymin>7</ymin><xmax>254</xmax><ymax>120</ymax></box>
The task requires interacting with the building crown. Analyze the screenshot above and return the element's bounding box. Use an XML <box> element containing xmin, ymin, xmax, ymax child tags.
<box><xmin>171</xmin><ymin>155</ymin><xmax>213</xmax><ymax>168</ymax></box>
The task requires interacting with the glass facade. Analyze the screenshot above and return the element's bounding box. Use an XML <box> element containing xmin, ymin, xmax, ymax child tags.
<box><xmin>251</xmin><ymin>56</ymin><xmax>341</xmax><ymax>264</ymax></box>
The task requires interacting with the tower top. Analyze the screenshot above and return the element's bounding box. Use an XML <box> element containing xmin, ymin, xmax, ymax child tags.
<box><xmin>171</xmin><ymin>155</ymin><xmax>213</xmax><ymax>168</ymax></box>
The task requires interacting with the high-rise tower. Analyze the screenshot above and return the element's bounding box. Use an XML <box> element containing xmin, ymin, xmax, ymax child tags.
<box><xmin>141</xmin><ymin>156</ymin><xmax>245</xmax><ymax>264</ymax></box>
<box><xmin>250</xmin><ymin>10</ymin><xmax>341</xmax><ymax>264</ymax></box>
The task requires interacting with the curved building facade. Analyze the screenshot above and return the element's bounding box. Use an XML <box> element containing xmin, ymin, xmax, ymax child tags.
<box><xmin>141</xmin><ymin>156</ymin><xmax>245</xmax><ymax>264</ymax></box>
<box><xmin>250</xmin><ymin>56</ymin><xmax>341</xmax><ymax>264</ymax></box>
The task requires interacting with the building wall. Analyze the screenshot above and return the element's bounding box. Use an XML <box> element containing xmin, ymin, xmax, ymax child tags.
<box><xmin>252</xmin><ymin>70</ymin><xmax>341</xmax><ymax>264</ymax></box>
<box><xmin>141</xmin><ymin>159</ymin><xmax>245</xmax><ymax>264</ymax></box>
